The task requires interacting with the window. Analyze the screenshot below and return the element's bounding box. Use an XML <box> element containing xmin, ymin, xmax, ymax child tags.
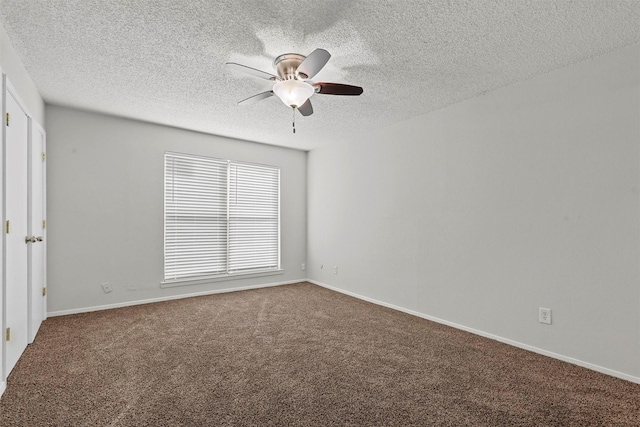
<box><xmin>164</xmin><ymin>152</ymin><xmax>280</xmax><ymax>283</ymax></box>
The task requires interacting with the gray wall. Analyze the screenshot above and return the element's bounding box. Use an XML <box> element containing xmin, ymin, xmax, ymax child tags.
<box><xmin>46</xmin><ymin>106</ymin><xmax>307</xmax><ymax>313</ymax></box>
<box><xmin>307</xmin><ymin>44</ymin><xmax>640</xmax><ymax>380</ymax></box>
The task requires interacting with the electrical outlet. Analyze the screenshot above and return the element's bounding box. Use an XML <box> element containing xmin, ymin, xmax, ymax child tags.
<box><xmin>539</xmin><ymin>307</ymin><xmax>552</xmax><ymax>324</ymax></box>
<box><xmin>333</xmin><ymin>266</ymin><xmax>338</xmax><ymax>275</ymax></box>
<box><xmin>301</xmin><ymin>263</ymin><xmax>306</xmax><ymax>271</ymax></box>
<box><xmin>102</xmin><ymin>283</ymin><xmax>113</xmax><ymax>293</ymax></box>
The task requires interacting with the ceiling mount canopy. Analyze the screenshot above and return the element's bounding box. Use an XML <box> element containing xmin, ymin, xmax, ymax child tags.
<box><xmin>273</xmin><ymin>53</ymin><xmax>309</xmax><ymax>80</ymax></box>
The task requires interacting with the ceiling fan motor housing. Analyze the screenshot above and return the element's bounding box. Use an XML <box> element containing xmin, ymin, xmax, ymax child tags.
<box><xmin>274</xmin><ymin>53</ymin><xmax>308</xmax><ymax>80</ymax></box>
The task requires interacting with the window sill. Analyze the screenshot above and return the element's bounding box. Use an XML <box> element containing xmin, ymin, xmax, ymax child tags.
<box><xmin>160</xmin><ymin>269</ymin><xmax>284</xmax><ymax>289</ymax></box>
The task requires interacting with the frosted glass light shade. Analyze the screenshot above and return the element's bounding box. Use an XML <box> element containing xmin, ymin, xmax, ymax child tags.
<box><xmin>273</xmin><ymin>79</ymin><xmax>314</xmax><ymax>108</ymax></box>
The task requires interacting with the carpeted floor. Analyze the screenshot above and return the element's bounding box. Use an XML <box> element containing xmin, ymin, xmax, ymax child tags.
<box><xmin>0</xmin><ymin>282</ymin><xmax>638</xmax><ymax>426</ymax></box>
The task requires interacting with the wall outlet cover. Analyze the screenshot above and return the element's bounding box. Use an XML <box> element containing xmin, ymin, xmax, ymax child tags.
<box><xmin>539</xmin><ymin>307</ymin><xmax>552</xmax><ymax>325</ymax></box>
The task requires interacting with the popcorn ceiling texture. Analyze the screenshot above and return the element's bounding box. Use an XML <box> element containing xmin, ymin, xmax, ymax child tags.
<box><xmin>1</xmin><ymin>0</ymin><xmax>639</xmax><ymax>150</ymax></box>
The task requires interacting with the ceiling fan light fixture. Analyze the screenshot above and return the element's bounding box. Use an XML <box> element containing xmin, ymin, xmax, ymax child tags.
<box><xmin>273</xmin><ymin>79</ymin><xmax>314</xmax><ymax>108</ymax></box>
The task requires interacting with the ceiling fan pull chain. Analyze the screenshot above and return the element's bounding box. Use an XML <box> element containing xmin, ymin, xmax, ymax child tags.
<box><xmin>292</xmin><ymin>107</ymin><xmax>296</xmax><ymax>134</ymax></box>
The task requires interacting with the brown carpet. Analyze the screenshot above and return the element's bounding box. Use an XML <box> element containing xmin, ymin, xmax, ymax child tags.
<box><xmin>0</xmin><ymin>282</ymin><xmax>638</xmax><ymax>426</ymax></box>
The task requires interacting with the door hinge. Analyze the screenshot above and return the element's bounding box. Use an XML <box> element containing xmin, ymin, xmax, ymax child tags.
<box><xmin>42</xmin><ymin>152</ymin><xmax>46</xmax><ymax>161</ymax></box>
<box><xmin>43</xmin><ymin>287</ymin><xmax>47</xmax><ymax>297</ymax></box>
<box><xmin>5</xmin><ymin>112</ymin><xmax>9</xmax><ymax>127</ymax></box>
<box><xmin>5</xmin><ymin>220</ymin><xmax>9</xmax><ymax>234</ymax></box>
<box><xmin>5</xmin><ymin>328</ymin><xmax>10</xmax><ymax>341</ymax></box>
<box><xmin>43</xmin><ymin>219</ymin><xmax>47</xmax><ymax>230</ymax></box>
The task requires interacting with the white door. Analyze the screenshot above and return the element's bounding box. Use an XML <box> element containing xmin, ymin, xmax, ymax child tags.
<box><xmin>5</xmin><ymin>89</ymin><xmax>29</xmax><ymax>376</ymax></box>
<box><xmin>0</xmin><ymin>76</ymin><xmax>3</xmax><ymax>384</ymax></box>
<box><xmin>28</xmin><ymin>122</ymin><xmax>46</xmax><ymax>343</ymax></box>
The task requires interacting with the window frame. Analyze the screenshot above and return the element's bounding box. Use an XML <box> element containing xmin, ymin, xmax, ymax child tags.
<box><xmin>161</xmin><ymin>152</ymin><xmax>282</xmax><ymax>287</ymax></box>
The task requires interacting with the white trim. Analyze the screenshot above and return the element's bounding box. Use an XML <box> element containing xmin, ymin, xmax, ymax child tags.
<box><xmin>34</xmin><ymin>121</ymin><xmax>46</xmax><ymax>322</ymax></box>
<box><xmin>26</xmin><ymin>115</ymin><xmax>34</xmax><ymax>343</ymax></box>
<box><xmin>308</xmin><ymin>279</ymin><xmax>640</xmax><ymax>385</ymax></box>
<box><xmin>1</xmin><ymin>72</ymin><xmax>7</xmax><ymax>384</ymax></box>
<box><xmin>161</xmin><ymin>268</ymin><xmax>284</xmax><ymax>288</ymax></box>
<box><xmin>0</xmin><ymin>380</ymin><xmax>5</xmax><ymax>398</ymax></box>
<box><xmin>48</xmin><ymin>279</ymin><xmax>303</xmax><ymax>317</ymax></box>
<box><xmin>5</xmin><ymin>80</ymin><xmax>32</xmax><ymax>119</ymax></box>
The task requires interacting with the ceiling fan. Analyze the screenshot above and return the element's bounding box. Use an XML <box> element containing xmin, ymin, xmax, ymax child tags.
<box><xmin>226</xmin><ymin>48</ymin><xmax>363</xmax><ymax>119</ymax></box>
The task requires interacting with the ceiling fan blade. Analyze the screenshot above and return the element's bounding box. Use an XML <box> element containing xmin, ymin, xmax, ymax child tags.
<box><xmin>297</xmin><ymin>99</ymin><xmax>313</xmax><ymax>116</ymax></box>
<box><xmin>226</xmin><ymin>62</ymin><xmax>277</xmax><ymax>80</ymax></box>
<box><xmin>314</xmin><ymin>82</ymin><xmax>364</xmax><ymax>96</ymax></box>
<box><xmin>237</xmin><ymin>90</ymin><xmax>274</xmax><ymax>106</ymax></box>
<box><xmin>297</xmin><ymin>48</ymin><xmax>331</xmax><ymax>79</ymax></box>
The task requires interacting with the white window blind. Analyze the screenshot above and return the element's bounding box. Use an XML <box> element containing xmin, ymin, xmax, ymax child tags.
<box><xmin>228</xmin><ymin>163</ymin><xmax>280</xmax><ymax>273</ymax></box>
<box><xmin>164</xmin><ymin>152</ymin><xmax>280</xmax><ymax>282</ymax></box>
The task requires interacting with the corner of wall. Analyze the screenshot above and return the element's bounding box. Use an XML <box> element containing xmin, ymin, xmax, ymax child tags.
<box><xmin>0</xmin><ymin>22</ymin><xmax>45</xmax><ymax>125</ymax></box>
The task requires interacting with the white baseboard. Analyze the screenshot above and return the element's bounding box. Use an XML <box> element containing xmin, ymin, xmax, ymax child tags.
<box><xmin>308</xmin><ymin>279</ymin><xmax>640</xmax><ymax>385</ymax></box>
<box><xmin>0</xmin><ymin>381</ymin><xmax>6</xmax><ymax>399</ymax></box>
<box><xmin>48</xmin><ymin>279</ymin><xmax>303</xmax><ymax>317</ymax></box>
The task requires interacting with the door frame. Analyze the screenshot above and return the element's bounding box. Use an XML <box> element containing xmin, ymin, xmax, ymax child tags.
<box><xmin>27</xmin><ymin>119</ymin><xmax>46</xmax><ymax>343</ymax></box>
<box><xmin>0</xmin><ymin>68</ymin><xmax>5</xmax><ymax>397</ymax></box>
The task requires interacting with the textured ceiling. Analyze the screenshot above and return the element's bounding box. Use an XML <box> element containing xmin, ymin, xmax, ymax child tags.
<box><xmin>1</xmin><ymin>1</ymin><xmax>639</xmax><ymax>151</ymax></box>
